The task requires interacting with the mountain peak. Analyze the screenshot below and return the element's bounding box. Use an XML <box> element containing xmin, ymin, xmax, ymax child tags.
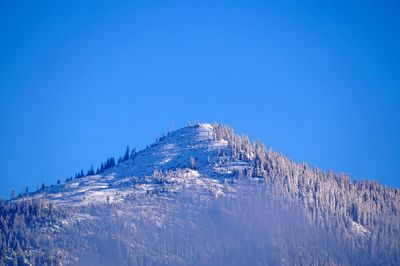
<box><xmin>25</xmin><ymin>123</ymin><xmax>233</xmax><ymax>206</ymax></box>
<box><xmin>4</xmin><ymin>122</ymin><xmax>400</xmax><ymax>265</ymax></box>
<box><xmin>111</xmin><ymin>122</ymin><xmax>228</xmax><ymax>176</ymax></box>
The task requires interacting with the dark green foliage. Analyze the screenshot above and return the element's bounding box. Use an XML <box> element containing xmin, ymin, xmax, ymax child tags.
<box><xmin>87</xmin><ymin>166</ymin><xmax>95</xmax><ymax>176</ymax></box>
<box><xmin>130</xmin><ymin>148</ymin><xmax>136</xmax><ymax>159</ymax></box>
<box><xmin>74</xmin><ymin>170</ymin><xmax>85</xmax><ymax>179</ymax></box>
<box><xmin>123</xmin><ymin>146</ymin><xmax>130</xmax><ymax>162</ymax></box>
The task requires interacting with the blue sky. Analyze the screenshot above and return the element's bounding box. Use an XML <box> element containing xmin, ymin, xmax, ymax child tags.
<box><xmin>0</xmin><ymin>0</ymin><xmax>399</xmax><ymax>198</ymax></box>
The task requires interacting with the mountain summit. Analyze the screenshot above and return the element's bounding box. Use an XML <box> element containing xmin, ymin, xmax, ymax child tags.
<box><xmin>2</xmin><ymin>123</ymin><xmax>400</xmax><ymax>265</ymax></box>
<box><xmin>28</xmin><ymin>123</ymin><xmax>234</xmax><ymax>205</ymax></box>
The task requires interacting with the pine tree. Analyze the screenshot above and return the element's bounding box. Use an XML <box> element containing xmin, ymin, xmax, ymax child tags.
<box><xmin>87</xmin><ymin>166</ymin><xmax>95</xmax><ymax>176</ymax></box>
<box><xmin>130</xmin><ymin>148</ymin><xmax>137</xmax><ymax>159</ymax></box>
<box><xmin>123</xmin><ymin>146</ymin><xmax>130</xmax><ymax>162</ymax></box>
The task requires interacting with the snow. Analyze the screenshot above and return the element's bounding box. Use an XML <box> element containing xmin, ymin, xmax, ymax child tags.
<box><xmin>102</xmin><ymin>123</ymin><xmax>231</xmax><ymax>178</ymax></box>
<box><xmin>16</xmin><ymin>124</ymin><xmax>237</xmax><ymax>209</ymax></box>
<box><xmin>350</xmin><ymin>221</ymin><xmax>370</xmax><ymax>236</ymax></box>
<box><xmin>4</xmin><ymin>120</ymin><xmax>386</xmax><ymax>266</ymax></box>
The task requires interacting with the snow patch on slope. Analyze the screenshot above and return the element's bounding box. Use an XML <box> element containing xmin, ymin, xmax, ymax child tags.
<box><xmin>350</xmin><ymin>221</ymin><xmax>370</xmax><ymax>236</ymax></box>
<box><xmin>17</xmin><ymin>123</ymin><xmax>247</xmax><ymax>209</ymax></box>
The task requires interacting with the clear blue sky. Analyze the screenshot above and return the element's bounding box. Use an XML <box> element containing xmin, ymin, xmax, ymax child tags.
<box><xmin>0</xmin><ymin>0</ymin><xmax>399</xmax><ymax>199</ymax></box>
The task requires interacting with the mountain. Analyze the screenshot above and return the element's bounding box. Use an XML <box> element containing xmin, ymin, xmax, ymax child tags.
<box><xmin>1</xmin><ymin>123</ymin><xmax>399</xmax><ymax>265</ymax></box>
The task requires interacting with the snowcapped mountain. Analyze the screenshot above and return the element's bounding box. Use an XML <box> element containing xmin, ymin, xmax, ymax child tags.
<box><xmin>2</xmin><ymin>123</ymin><xmax>400</xmax><ymax>265</ymax></box>
<box><xmin>25</xmin><ymin>123</ymin><xmax>234</xmax><ymax>206</ymax></box>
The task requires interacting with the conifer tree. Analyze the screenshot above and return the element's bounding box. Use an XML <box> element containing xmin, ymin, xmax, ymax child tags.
<box><xmin>123</xmin><ymin>146</ymin><xmax>130</xmax><ymax>161</ymax></box>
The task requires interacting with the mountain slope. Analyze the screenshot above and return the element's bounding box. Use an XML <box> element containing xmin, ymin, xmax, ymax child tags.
<box><xmin>24</xmin><ymin>123</ymin><xmax>232</xmax><ymax>206</ymax></box>
<box><xmin>1</xmin><ymin>123</ymin><xmax>399</xmax><ymax>265</ymax></box>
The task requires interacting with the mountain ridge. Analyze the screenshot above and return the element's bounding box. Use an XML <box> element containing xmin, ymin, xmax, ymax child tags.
<box><xmin>2</xmin><ymin>122</ymin><xmax>399</xmax><ymax>265</ymax></box>
<box><xmin>11</xmin><ymin>122</ymin><xmax>400</xmax><ymax>231</ymax></box>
